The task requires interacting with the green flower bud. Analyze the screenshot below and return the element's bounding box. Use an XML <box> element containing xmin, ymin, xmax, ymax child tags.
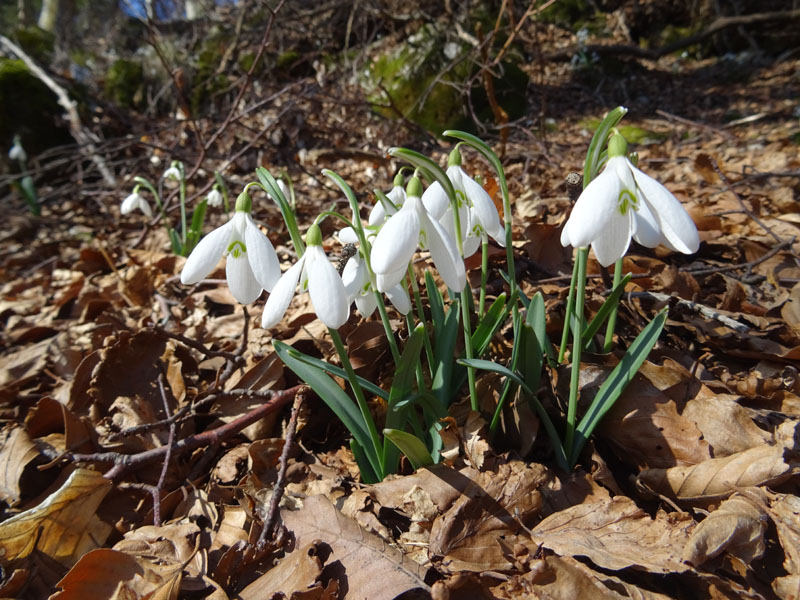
<box><xmin>447</xmin><ymin>147</ymin><xmax>462</xmax><ymax>167</ymax></box>
<box><xmin>608</xmin><ymin>133</ymin><xmax>628</xmax><ymax>158</ymax></box>
<box><xmin>306</xmin><ymin>223</ymin><xmax>322</xmax><ymax>247</ymax></box>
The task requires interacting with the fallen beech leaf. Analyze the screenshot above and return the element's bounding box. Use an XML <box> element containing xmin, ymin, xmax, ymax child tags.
<box><xmin>682</xmin><ymin>395</ymin><xmax>772</xmax><ymax>457</ymax></box>
<box><xmin>280</xmin><ymin>495</ymin><xmax>429</xmax><ymax>599</ymax></box>
<box><xmin>50</xmin><ymin>547</ymin><xmax>183</xmax><ymax>600</ymax></box>
<box><xmin>682</xmin><ymin>493</ymin><xmax>767</xmax><ymax>566</ymax></box>
<box><xmin>531</xmin><ymin>496</ymin><xmax>693</xmax><ymax>574</ymax></box>
<box><xmin>774</xmin><ymin>575</ymin><xmax>800</xmax><ymax>600</ymax></box>
<box><xmin>429</xmin><ymin>461</ymin><xmax>548</xmax><ymax>572</ymax></box>
<box><xmin>238</xmin><ymin>541</ymin><xmax>325</xmax><ymax>600</ymax></box>
<box><xmin>770</xmin><ymin>493</ymin><xmax>800</xmax><ymax>576</ymax></box>
<box><xmin>497</xmin><ymin>555</ymin><xmax>631</xmax><ymax>599</ymax></box>
<box><xmin>636</xmin><ymin>443</ymin><xmax>796</xmax><ymax>503</ymax></box>
<box><xmin>0</xmin><ymin>468</ymin><xmax>112</xmax><ymax>566</ymax></box>
<box><xmin>0</xmin><ymin>427</ymin><xmax>42</xmax><ymax>506</ymax></box>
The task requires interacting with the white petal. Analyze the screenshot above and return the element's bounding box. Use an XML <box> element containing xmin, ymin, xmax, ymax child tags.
<box><xmin>462</xmin><ymin>231</ymin><xmax>481</xmax><ymax>258</ymax></box>
<box><xmin>181</xmin><ymin>221</ymin><xmax>233</xmax><ymax>284</ymax></box>
<box><xmin>421</xmin><ymin>181</ymin><xmax>449</xmax><ymax>220</ymax></box>
<box><xmin>138</xmin><ymin>197</ymin><xmax>153</xmax><ymax>217</ymax></box>
<box><xmin>121</xmin><ymin>193</ymin><xmax>139</xmax><ymax>214</ymax></box>
<box><xmin>387</xmin><ymin>185</ymin><xmax>406</xmax><ymax>207</ymax></box>
<box><xmin>306</xmin><ymin>246</ymin><xmax>350</xmax><ymax>329</ymax></box>
<box><xmin>244</xmin><ymin>215</ymin><xmax>281</xmax><ymax>292</ymax></box>
<box><xmin>355</xmin><ymin>292</ymin><xmax>377</xmax><ymax>318</ymax></box>
<box><xmin>423</xmin><ymin>212</ymin><xmax>466</xmax><ymax>291</ymax></box>
<box><xmin>261</xmin><ymin>257</ymin><xmax>305</xmax><ymax>328</ymax></box>
<box><xmin>562</xmin><ymin>165</ymin><xmax>622</xmax><ymax>248</ymax></box>
<box><xmin>463</xmin><ymin>176</ymin><xmax>504</xmax><ymax>245</ymax></box>
<box><xmin>376</xmin><ymin>266</ymin><xmax>407</xmax><ymax>292</ymax></box>
<box><xmin>337</xmin><ymin>226</ymin><xmax>359</xmax><ymax>244</ymax></box>
<box><xmin>342</xmin><ymin>256</ymin><xmax>367</xmax><ymax>301</ymax></box>
<box><xmin>591</xmin><ymin>210</ymin><xmax>633</xmax><ymax>267</ymax></box>
<box><xmin>632</xmin><ymin>166</ymin><xmax>700</xmax><ymax>254</ymax></box>
<box><xmin>386</xmin><ymin>283</ymin><xmax>411</xmax><ymax>315</ymax></box>
<box><xmin>632</xmin><ymin>199</ymin><xmax>662</xmax><ymax>248</ymax></box>
<box><xmin>370</xmin><ymin>205</ymin><xmax>420</xmax><ymax>276</ymax></box>
<box><xmin>226</xmin><ymin>252</ymin><xmax>263</xmax><ymax>304</ymax></box>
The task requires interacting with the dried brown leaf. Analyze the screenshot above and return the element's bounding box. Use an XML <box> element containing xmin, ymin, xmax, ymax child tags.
<box><xmin>429</xmin><ymin>461</ymin><xmax>548</xmax><ymax>572</ymax></box>
<box><xmin>0</xmin><ymin>427</ymin><xmax>41</xmax><ymax>506</ymax></box>
<box><xmin>280</xmin><ymin>495</ymin><xmax>429</xmax><ymax>599</ymax></box>
<box><xmin>531</xmin><ymin>496</ymin><xmax>693</xmax><ymax>574</ymax></box>
<box><xmin>682</xmin><ymin>493</ymin><xmax>767</xmax><ymax>566</ymax></box>
<box><xmin>0</xmin><ymin>468</ymin><xmax>112</xmax><ymax>566</ymax></box>
<box><xmin>238</xmin><ymin>541</ymin><xmax>324</xmax><ymax>600</ymax></box>
<box><xmin>682</xmin><ymin>395</ymin><xmax>772</xmax><ymax>456</ymax></box>
<box><xmin>636</xmin><ymin>443</ymin><xmax>796</xmax><ymax>503</ymax></box>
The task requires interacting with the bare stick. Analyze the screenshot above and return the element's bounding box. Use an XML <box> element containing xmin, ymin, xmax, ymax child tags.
<box><xmin>0</xmin><ymin>35</ymin><xmax>115</xmax><ymax>185</ymax></box>
<box><xmin>153</xmin><ymin>372</ymin><xmax>176</xmax><ymax>526</ymax></box>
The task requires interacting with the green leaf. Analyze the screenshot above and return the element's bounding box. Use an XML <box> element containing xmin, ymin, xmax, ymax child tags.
<box><xmin>570</xmin><ymin>309</ymin><xmax>667</xmax><ymax>467</ymax></box>
<box><xmin>584</xmin><ymin>107</ymin><xmax>627</xmax><ymax>187</ymax></box>
<box><xmin>275</xmin><ymin>341</ymin><xmax>382</xmax><ymax>477</ymax></box>
<box><xmin>458</xmin><ymin>358</ymin><xmax>533</xmax><ymax>395</ymax></box>
<box><xmin>431</xmin><ymin>297</ymin><xmax>460</xmax><ymax>409</ymax></box>
<box><xmin>582</xmin><ymin>273</ymin><xmax>632</xmax><ymax>350</ymax></box>
<box><xmin>425</xmin><ymin>270</ymin><xmax>445</xmax><ymax>336</ymax></box>
<box><xmin>471</xmin><ymin>292</ymin><xmax>509</xmax><ymax>357</ymax></box>
<box><xmin>383</xmin><ymin>429</ymin><xmax>434</xmax><ymax>471</ymax></box>
<box><xmin>185</xmin><ymin>199</ymin><xmax>208</xmax><ymax>254</ymax></box>
<box><xmin>15</xmin><ymin>176</ymin><xmax>39</xmax><ymax>216</ymax></box>
<box><xmin>168</xmin><ymin>228</ymin><xmax>183</xmax><ymax>255</ymax></box>
<box><xmin>256</xmin><ymin>167</ymin><xmax>304</xmax><ymax>255</ymax></box>
<box><xmin>351</xmin><ymin>439</ymin><xmax>379</xmax><ymax>484</ymax></box>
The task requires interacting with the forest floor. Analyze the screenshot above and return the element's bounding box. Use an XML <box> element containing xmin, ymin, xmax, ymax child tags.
<box><xmin>2</xmin><ymin>14</ymin><xmax>800</xmax><ymax>600</ymax></box>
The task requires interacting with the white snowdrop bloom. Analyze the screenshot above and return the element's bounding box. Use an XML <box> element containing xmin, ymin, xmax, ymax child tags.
<box><xmin>560</xmin><ymin>133</ymin><xmax>700</xmax><ymax>267</ymax></box>
<box><xmin>206</xmin><ymin>188</ymin><xmax>223</xmax><ymax>208</ymax></box>
<box><xmin>181</xmin><ymin>192</ymin><xmax>281</xmax><ymax>304</ymax></box>
<box><xmin>371</xmin><ymin>176</ymin><xmax>466</xmax><ymax>292</ymax></box>
<box><xmin>8</xmin><ymin>137</ymin><xmax>26</xmax><ymax>162</ymax></box>
<box><xmin>121</xmin><ymin>189</ymin><xmax>152</xmax><ymax>217</ymax></box>
<box><xmin>368</xmin><ymin>172</ymin><xmax>407</xmax><ymax>227</ymax></box>
<box><xmin>342</xmin><ymin>250</ymin><xmax>410</xmax><ymax>318</ymax></box>
<box><xmin>261</xmin><ymin>224</ymin><xmax>350</xmax><ymax>329</ymax></box>
<box><xmin>163</xmin><ymin>165</ymin><xmax>182</xmax><ymax>182</ymax></box>
<box><xmin>421</xmin><ymin>149</ymin><xmax>505</xmax><ymax>257</ymax></box>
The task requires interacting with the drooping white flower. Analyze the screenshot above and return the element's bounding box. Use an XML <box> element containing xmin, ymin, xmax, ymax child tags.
<box><xmin>181</xmin><ymin>191</ymin><xmax>281</xmax><ymax>304</ymax></box>
<box><xmin>368</xmin><ymin>172</ymin><xmax>407</xmax><ymax>227</ymax></box>
<box><xmin>371</xmin><ymin>176</ymin><xmax>466</xmax><ymax>292</ymax></box>
<box><xmin>121</xmin><ymin>188</ymin><xmax>152</xmax><ymax>217</ymax></box>
<box><xmin>8</xmin><ymin>137</ymin><xmax>26</xmax><ymax>163</ymax></box>
<box><xmin>163</xmin><ymin>164</ymin><xmax>182</xmax><ymax>182</ymax></box>
<box><xmin>261</xmin><ymin>224</ymin><xmax>350</xmax><ymax>329</ymax></box>
<box><xmin>421</xmin><ymin>149</ymin><xmax>505</xmax><ymax>257</ymax></box>
<box><xmin>206</xmin><ymin>188</ymin><xmax>223</xmax><ymax>208</ymax></box>
<box><xmin>342</xmin><ymin>248</ymin><xmax>410</xmax><ymax>318</ymax></box>
<box><xmin>560</xmin><ymin>133</ymin><xmax>700</xmax><ymax>267</ymax></box>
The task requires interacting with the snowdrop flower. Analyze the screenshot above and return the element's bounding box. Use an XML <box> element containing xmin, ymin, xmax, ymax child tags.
<box><xmin>338</xmin><ymin>228</ymin><xmax>410</xmax><ymax>318</ymax></box>
<box><xmin>560</xmin><ymin>133</ymin><xmax>700</xmax><ymax>267</ymax></box>
<box><xmin>421</xmin><ymin>148</ymin><xmax>505</xmax><ymax>257</ymax></box>
<box><xmin>163</xmin><ymin>164</ymin><xmax>182</xmax><ymax>182</ymax></box>
<box><xmin>181</xmin><ymin>191</ymin><xmax>281</xmax><ymax>304</ymax></box>
<box><xmin>8</xmin><ymin>136</ymin><xmax>26</xmax><ymax>163</ymax></box>
<box><xmin>368</xmin><ymin>172</ymin><xmax>406</xmax><ymax>227</ymax></box>
<box><xmin>121</xmin><ymin>187</ymin><xmax>152</xmax><ymax>217</ymax></box>
<box><xmin>262</xmin><ymin>224</ymin><xmax>350</xmax><ymax>329</ymax></box>
<box><xmin>371</xmin><ymin>176</ymin><xmax>466</xmax><ymax>292</ymax></box>
<box><xmin>206</xmin><ymin>187</ymin><xmax>223</xmax><ymax>208</ymax></box>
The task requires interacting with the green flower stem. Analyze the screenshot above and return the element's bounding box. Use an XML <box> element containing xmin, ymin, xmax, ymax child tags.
<box><xmin>558</xmin><ymin>257</ymin><xmax>580</xmax><ymax>363</ymax></box>
<box><xmin>479</xmin><ymin>237</ymin><xmax>489</xmax><ymax>318</ymax></box>
<box><xmin>603</xmin><ymin>258</ymin><xmax>623</xmax><ymax>352</ymax></box>
<box><xmin>374</xmin><ymin>288</ymin><xmax>401</xmax><ymax>366</ymax></box>
<box><xmin>460</xmin><ymin>287</ymin><xmax>479</xmax><ymax>411</ymax></box>
<box><xmin>329</xmin><ymin>327</ymin><xmax>384</xmax><ymax>477</ymax></box>
<box><xmin>179</xmin><ymin>174</ymin><xmax>187</xmax><ymax>247</ymax></box>
<box><xmin>564</xmin><ymin>247</ymin><xmax>588</xmax><ymax>454</ymax></box>
<box><xmin>405</xmin><ymin>311</ymin><xmax>427</xmax><ymax>393</ymax></box>
<box><xmin>408</xmin><ymin>265</ymin><xmax>435</xmax><ymax>376</ymax></box>
<box><xmin>255</xmin><ymin>168</ymin><xmax>305</xmax><ymax>256</ymax></box>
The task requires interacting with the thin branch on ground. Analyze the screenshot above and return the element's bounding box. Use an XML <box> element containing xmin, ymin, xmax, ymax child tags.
<box><xmin>153</xmin><ymin>371</ymin><xmax>177</xmax><ymax>526</ymax></box>
<box><xmin>628</xmin><ymin>291</ymin><xmax>750</xmax><ymax>333</ymax></box>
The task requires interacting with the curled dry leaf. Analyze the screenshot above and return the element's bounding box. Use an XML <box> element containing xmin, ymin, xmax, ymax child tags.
<box><xmin>50</xmin><ymin>547</ymin><xmax>183</xmax><ymax>600</ymax></box>
<box><xmin>531</xmin><ymin>496</ymin><xmax>693</xmax><ymax>574</ymax></box>
<box><xmin>0</xmin><ymin>426</ymin><xmax>42</xmax><ymax>506</ymax></box>
<box><xmin>429</xmin><ymin>461</ymin><xmax>549</xmax><ymax>572</ymax></box>
<box><xmin>682</xmin><ymin>394</ymin><xmax>772</xmax><ymax>457</ymax></box>
<box><xmin>636</xmin><ymin>443</ymin><xmax>796</xmax><ymax>504</ymax></box>
<box><xmin>0</xmin><ymin>468</ymin><xmax>112</xmax><ymax>567</ymax></box>
<box><xmin>682</xmin><ymin>492</ymin><xmax>767</xmax><ymax>566</ymax></box>
<box><xmin>238</xmin><ymin>540</ymin><xmax>333</xmax><ymax>600</ymax></box>
<box><xmin>280</xmin><ymin>494</ymin><xmax>430</xmax><ymax>599</ymax></box>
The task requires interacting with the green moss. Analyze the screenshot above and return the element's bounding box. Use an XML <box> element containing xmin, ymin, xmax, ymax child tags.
<box><xmin>12</xmin><ymin>27</ymin><xmax>55</xmax><ymax>64</ymax></box>
<box><xmin>192</xmin><ymin>38</ymin><xmax>233</xmax><ymax>114</ymax></box>
<box><xmin>0</xmin><ymin>58</ymin><xmax>69</xmax><ymax>157</ymax></box>
<box><xmin>579</xmin><ymin>119</ymin><xmax>667</xmax><ymax>146</ymax></box>
<box><xmin>105</xmin><ymin>58</ymin><xmax>144</xmax><ymax>108</ymax></box>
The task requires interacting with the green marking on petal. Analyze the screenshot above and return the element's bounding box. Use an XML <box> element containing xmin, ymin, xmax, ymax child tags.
<box><xmin>227</xmin><ymin>240</ymin><xmax>247</xmax><ymax>258</ymax></box>
<box><xmin>617</xmin><ymin>189</ymin><xmax>638</xmax><ymax>215</ymax></box>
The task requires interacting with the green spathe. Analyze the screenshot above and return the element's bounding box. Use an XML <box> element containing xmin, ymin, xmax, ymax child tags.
<box><xmin>608</xmin><ymin>133</ymin><xmax>628</xmax><ymax>158</ymax></box>
<box><xmin>306</xmin><ymin>223</ymin><xmax>323</xmax><ymax>247</ymax></box>
<box><xmin>405</xmin><ymin>176</ymin><xmax>422</xmax><ymax>198</ymax></box>
<box><xmin>235</xmin><ymin>191</ymin><xmax>252</xmax><ymax>213</ymax></box>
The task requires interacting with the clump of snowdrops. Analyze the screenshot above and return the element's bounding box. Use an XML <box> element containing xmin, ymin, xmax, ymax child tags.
<box><xmin>178</xmin><ymin>107</ymin><xmax>699</xmax><ymax>482</ymax></box>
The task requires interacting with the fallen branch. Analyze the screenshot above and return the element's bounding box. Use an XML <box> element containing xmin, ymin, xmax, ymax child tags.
<box><xmin>0</xmin><ymin>34</ymin><xmax>116</xmax><ymax>186</ymax></box>
<box><xmin>546</xmin><ymin>9</ymin><xmax>800</xmax><ymax>62</ymax></box>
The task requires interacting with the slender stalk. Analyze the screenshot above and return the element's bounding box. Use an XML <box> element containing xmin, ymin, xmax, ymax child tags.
<box><xmin>558</xmin><ymin>258</ymin><xmax>580</xmax><ymax>363</ymax></box>
<box><xmin>460</xmin><ymin>288</ymin><xmax>479</xmax><ymax>411</ymax></box>
<box><xmin>564</xmin><ymin>247</ymin><xmax>588</xmax><ymax>454</ymax></box>
<box><xmin>603</xmin><ymin>258</ymin><xmax>623</xmax><ymax>352</ymax></box>
<box><xmin>406</xmin><ymin>312</ymin><xmax>427</xmax><ymax>393</ymax></box>
<box><xmin>178</xmin><ymin>170</ymin><xmax>187</xmax><ymax>247</ymax></box>
<box><xmin>329</xmin><ymin>328</ymin><xmax>384</xmax><ymax>477</ymax></box>
<box><xmin>479</xmin><ymin>237</ymin><xmax>488</xmax><ymax>318</ymax></box>
<box><xmin>408</xmin><ymin>265</ymin><xmax>435</xmax><ymax>375</ymax></box>
<box><xmin>373</xmin><ymin>289</ymin><xmax>401</xmax><ymax>365</ymax></box>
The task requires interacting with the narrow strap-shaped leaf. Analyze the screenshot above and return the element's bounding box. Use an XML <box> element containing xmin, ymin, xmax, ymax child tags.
<box><xmin>471</xmin><ymin>292</ymin><xmax>509</xmax><ymax>357</ymax></box>
<box><xmin>425</xmin><ymin>270</ymin><xmax>445</xmax><ymax>336</ymax></box>
<box><xmin>256</xmin><ymin>166</ymin><xmax>305</xmax><ymax>256</ymax></box>
<box><xmin>383</xmin><ymin>429</ymin><xmax>434</xmax><ymax>471</ymax></box>
<box><xmin>350</xmin><ymin>440</ymin><xmax>379</xmax><ymax>484</ymax></box>
<box><xmin>582</xmin><ymin>273</ymin><xmax>632</xmax><ymax>350</ymax></box>
<box><xmin>570</xmin><ymin>309</ymin><xmax>667</xmax><ymax>466</ymax></box>
<box><xmin>431</xmin><ymin>298</ymin><xmax>460</xmax><ymax>409</ymax></box>
<box><xmin>583</xmin><ymin>107</ymin><xmax>627</xmax><ymax>186</ymax></box>
<box><xmin>168</xmin><ymin>228</ymin><xmax>183</xmax><ymax>256</ymax></box>
<box><xmin>275</xmin><ymin>341</ymin><xmax>382</xmax><ymax>476</ymax></box>
<box><xmin>281</xmin><ymin>345</ymin><xmax>388</xmax><ymax>400</ymax></box>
